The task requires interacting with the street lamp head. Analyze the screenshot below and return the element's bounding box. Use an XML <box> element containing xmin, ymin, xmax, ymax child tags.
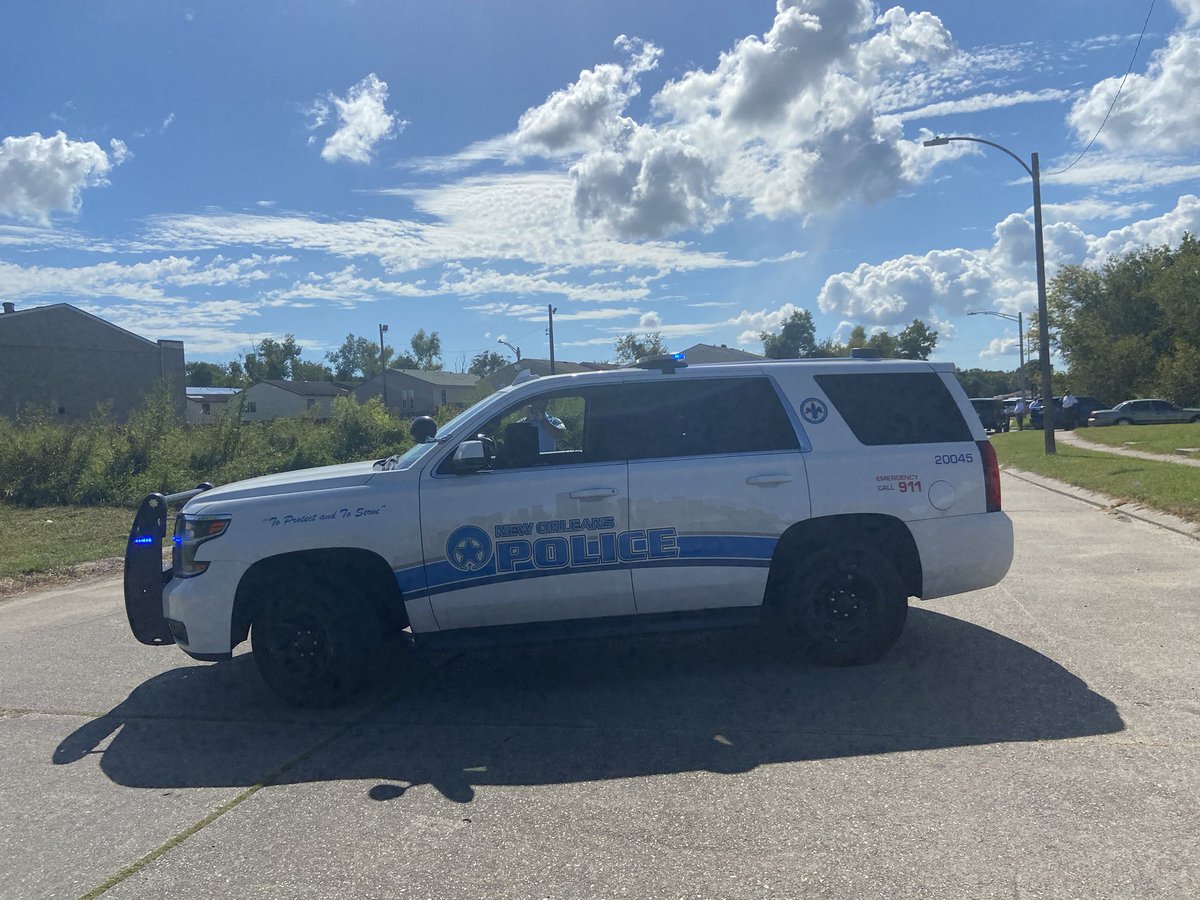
<box><xmin>923</xmin><ymin>137</ymin><xmax>950</xmax><ymax>147</ymax></box>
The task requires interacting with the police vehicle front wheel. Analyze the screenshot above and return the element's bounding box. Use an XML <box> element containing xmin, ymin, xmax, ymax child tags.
<box><xmin>252</xmin><ymin>582</ymin><xmax>379</xmax><ymax>706</ymax></box>
<box><xmin>783</xmin><ymin>546</ymin><xmax>908</xmax><ymax>667</ymax></box>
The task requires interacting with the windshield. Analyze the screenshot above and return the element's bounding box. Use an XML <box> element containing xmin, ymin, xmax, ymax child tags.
<box><xmin>385</xmin><ymin>387</ymin><xmax>519</xmax><ymax>470</ymax></box>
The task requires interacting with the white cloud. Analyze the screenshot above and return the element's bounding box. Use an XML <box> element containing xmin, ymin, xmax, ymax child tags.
<box><xmin>562</xmin><ymin>0</ymin><xmax>956</xmax><ymax>238</ymax></box>
<box><xmin>814</xmin><ymin>195</ymin><xmax>1200</xmax><ymax>347</ymax></box>
<box><xmin>307</xmin><ymin>74</ymin><xmax>403</xmax><ymax>164</ymax></box>
<box><xmin>891</xmin><ymin>88</ymin><xmax>1071</xmax><ymax>123</ymax></box>
<box><xmin>1171</xmin><ymin>0</ymin><xmax>1200</xmax><ymax>27</ymax></box>
<box><xmin>0</xmin><ymin>255</ymin><xmax>290</xmax><ymax>303</ymax></box>
<box><xmin>143</xmin><ymin>172</ymin><xmax>747</xmax><ymax>278</ymax></box>
<box><xmin>1067</xmin><ymin>31</ymin><xmax>1200</xmax><ymax>153</ymax></box>
<box><xmin>0</xmin><ymin>132</ymin><xmax>123</xmax><ymax>224</ymax></box>
<box><xmin>513</xmin><ymin>35</ymin><xmax>660</xmax><ymax>157</ymax></box>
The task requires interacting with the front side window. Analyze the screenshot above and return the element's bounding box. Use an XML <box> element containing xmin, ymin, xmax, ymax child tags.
<box><xmin>442</xmin><ymin>387</ymin><xmax>616</xmax><ymax>474</ymax></box>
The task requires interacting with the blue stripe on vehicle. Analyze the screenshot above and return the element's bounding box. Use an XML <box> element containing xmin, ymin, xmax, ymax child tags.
<box><xmin>396</xmin><ymin>533</ymin><xmax>778</xmax><ymax>600</ymax></box>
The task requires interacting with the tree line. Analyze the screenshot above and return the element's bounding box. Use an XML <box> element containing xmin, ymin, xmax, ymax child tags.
<box><xmin>1047</xmin><ymin>232</ymin><xmax>1200</xmax><ymax>406</ymax></box>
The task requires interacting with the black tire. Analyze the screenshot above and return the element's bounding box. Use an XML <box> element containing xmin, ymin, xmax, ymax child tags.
<box><xmin>779</xmin><ymin>545</ymin><xmax>908</xmax><ymax>666</ymax></box>
<box><xmin>252</xmin><ymin>580</ymin><xmax>380</xmax><ymax>706</ymax></box>
<box><xmin>1190</xmin><ymin>416</ymin><xmax>1200</xmax><ymax>424</ymax></box>
<box><xmin>1115</xmin><ymin>418</ymin><xmax>1134</xmax><ymax>426</ymax></box>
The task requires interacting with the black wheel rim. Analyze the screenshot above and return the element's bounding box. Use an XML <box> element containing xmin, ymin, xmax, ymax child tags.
<box><xmin>808</xmin><ymin>564</ymin><xmax>881</xmax><ymax>645</ymax></box>
<box><xmin>264</xmin><ymin>604</ymin><xmax>335</xmax><ymax>685</ymax></box>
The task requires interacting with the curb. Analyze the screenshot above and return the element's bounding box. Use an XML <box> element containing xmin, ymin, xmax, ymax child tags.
<box><xmin>1003</xmin><ymin>466</ymin><xmax>1200</xmax><ymax>542</ymax></box>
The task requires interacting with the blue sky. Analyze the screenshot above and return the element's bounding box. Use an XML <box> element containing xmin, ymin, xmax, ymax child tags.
<box><xmin>3</xmin><ymin>0</ymin><xmax>1199</xmax><ymax>373</ymax></box>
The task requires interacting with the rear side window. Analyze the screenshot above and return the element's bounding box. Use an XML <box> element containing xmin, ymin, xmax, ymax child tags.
<box><xmin>612</xmin><ymin>377</ymin><xmax>800</xmax><ymax>461</ymax></box>
<box><xmin>815</xmin><ymin>372</ymin><xmax>973</xmax><ymax>445</ymax></box>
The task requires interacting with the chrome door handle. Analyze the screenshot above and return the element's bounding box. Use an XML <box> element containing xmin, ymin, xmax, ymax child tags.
<box><xmin>746</xmin><ymin>474</ymin><xmax>793</xmax><ymax>486</ymax></box>
<box><xmin>570</xmin><ymin>488</ymin><xmax>618</xmax><ymax>500</ymax></box>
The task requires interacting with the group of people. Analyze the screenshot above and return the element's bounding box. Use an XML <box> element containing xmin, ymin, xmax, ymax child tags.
<box><xmin>1011</xmin><ymin>392</ymin><xmax>1078</xmax><ymax>431</ymax></box>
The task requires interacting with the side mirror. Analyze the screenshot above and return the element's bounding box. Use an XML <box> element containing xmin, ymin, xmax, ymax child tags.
<box><xmin>411</xmin><ymin>416</ymin><xmax>438</xmax><ymax>443</ymax></box>
<box><xmin>452</xmin><ymin>440</ymin><xmax>487</xmax><ymax>473</ymax></box>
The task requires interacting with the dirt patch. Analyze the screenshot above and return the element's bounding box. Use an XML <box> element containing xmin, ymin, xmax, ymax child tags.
<box><xmin>0</xmin><ymin>557</ymin><xmax>124</xmax><ymax>600</ymax></box>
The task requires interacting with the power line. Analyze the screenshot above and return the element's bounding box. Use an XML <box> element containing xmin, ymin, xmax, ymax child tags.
<box><xmin>1050</xmin><ymin>0</ymin><xmax>1156</xmax><ymax>177</ymax></box>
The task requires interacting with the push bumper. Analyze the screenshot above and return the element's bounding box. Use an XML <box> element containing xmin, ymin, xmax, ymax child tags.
<box><xmin>123</xmin><ymin>485</ymin><xmax>212</xmax><ymax>646</ymax></box>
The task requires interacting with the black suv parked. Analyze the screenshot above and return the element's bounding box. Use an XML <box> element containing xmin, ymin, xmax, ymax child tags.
<box><xmin>970</xmin><ymin>398</ymin><xmax>1010</xmax><ymax>434</ymax></box>
<box><xmin>1029</xmin><ymin>396</ymin><xmax>1111</xmax><ymax>430</ymax></box>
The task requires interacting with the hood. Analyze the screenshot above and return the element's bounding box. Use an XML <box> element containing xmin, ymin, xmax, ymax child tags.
<box><xmin>185</xmin><ymin>459</ymin><xmax>381</xmax><ymax>507</ymax></box>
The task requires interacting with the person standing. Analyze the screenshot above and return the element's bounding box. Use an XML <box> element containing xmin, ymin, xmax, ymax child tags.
<box><xmin>1014</xmin><ymin>397</ymin><xmax>1027</xmax><ymax>431</ymax></box>
<box><xmin>521</xmin><ymin>399</ymin><xmax>567</xmax><ymax>451</ymax></box>
<box><xmin>1062</xmin><ymin>391</ymin><xmax>1078</xmax><ymax>430</ymax></box>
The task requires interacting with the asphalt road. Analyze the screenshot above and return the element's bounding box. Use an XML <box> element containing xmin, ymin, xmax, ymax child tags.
<box><xmin>1</xmin><ymin>474</ymin><xmax>1197</xmax><ymax>899</ymax></box>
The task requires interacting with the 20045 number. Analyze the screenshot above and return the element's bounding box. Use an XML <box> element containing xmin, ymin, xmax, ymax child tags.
<box><xmin>934</xmin><ymin>452</ymin><xmax>974</xmax><ymax>465</ymax></box>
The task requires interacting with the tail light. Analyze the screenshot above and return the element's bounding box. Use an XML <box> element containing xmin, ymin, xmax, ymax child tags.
<box><xmin>977</xmin><ymin>440</ymin><xmax>1001</xmax><ymax>512</ymax></box>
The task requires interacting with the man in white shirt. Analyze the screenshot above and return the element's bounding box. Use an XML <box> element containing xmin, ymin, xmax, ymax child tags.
<box><xmin>1062</xmin><ymin>391</ymin><xmax>1078</xmax><ymax>430</ymax></box>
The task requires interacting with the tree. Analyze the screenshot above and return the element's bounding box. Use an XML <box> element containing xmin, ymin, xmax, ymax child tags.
<box><xmin>185</xmin><ymin>361</ymin><xmax>240</xmax><ymax>387</ymax></box>
<box><xmin>409</xmin><ymin>329</ymin><xmax>442</xmax><ymax>370</ymax></box>
<box><xmin>761</xmin><ymin>309</ymin><xmax>817</xmax><ymax>359</ymax></box>
<box><xmin>292</xmin><ymin>359</ymin><xmax>334</xmax><ymax>381</ymax></box>
<box><xmin>614</xmin><ymin>331</ymin><xmax>668</xmax><ymax>364</ymax></box>
<box><xmin>1049</xmin><ymin>234</ymin><xmax>1200</xmax><ymax>405</ymax></box>
<box><xmin>325</xmin><ymin>334</ymin><xmax>393</xmax><ymax>381</ymax></box>
<box><xmin>468</xmin><ymin>350</ymin><xmax>508</xmax><ymax>378</ymax></box>
<box><xmin>895</xmin><ymin>319</ymin><xmax>938</xmax><ymax>359</ymax></box>
<box><xmin>243</xmin><ymin>335</ymin><xmax>304</xmax><ymax>380</ymax></box>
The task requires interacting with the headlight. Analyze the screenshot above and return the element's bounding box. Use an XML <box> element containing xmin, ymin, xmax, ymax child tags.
<box><xmin>172</xmin><ymin>514</ymin><xmax>231</xmax><ymax>578</ymax></box>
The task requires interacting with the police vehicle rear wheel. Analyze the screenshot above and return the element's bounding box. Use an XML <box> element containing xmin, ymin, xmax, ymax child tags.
<box><xmin>252</xmin><ymin>582</ymin><xmax>379</xmax><ymax>706</ymax></box>
<box><xmin>785</xmin><ymin>546</ymin><xmax>907</xmax><ymax>666</ymax></box>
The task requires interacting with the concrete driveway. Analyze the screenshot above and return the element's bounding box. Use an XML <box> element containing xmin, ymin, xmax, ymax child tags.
<box><xmin>1</xmin><ymin>474</ymin><xmax>1197</xmax><ymax>899</ymax></box>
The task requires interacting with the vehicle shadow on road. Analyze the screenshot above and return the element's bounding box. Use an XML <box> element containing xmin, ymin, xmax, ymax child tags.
<box><xmin>54</xmin><ymin>608</ymin><xmax>1123</xmax><ymax>801</ymax></box>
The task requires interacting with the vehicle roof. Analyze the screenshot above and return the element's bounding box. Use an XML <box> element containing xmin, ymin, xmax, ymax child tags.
<box><xmin>505</xmin><ymin>358</ymin><xmax>957</xmax><ymax>387</ymax></box>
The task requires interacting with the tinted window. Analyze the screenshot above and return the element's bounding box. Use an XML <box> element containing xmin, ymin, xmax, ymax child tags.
<box><xmin>1151</xmin><ymin>400</ymin><xmax>1175</xmax><ymax>411</ymax></box>
<box><xmin>815</xmin><ymin>372</ymin><xmax>973</xmax><ymax>445</ymax></box>
<box><xmin>613</xmin><ymin>377</ymin><xmax>799</xmax><ymax>461</ymax></box>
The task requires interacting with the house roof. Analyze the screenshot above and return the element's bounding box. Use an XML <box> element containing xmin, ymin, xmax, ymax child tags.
<box><xmin>383</xmin><ymin>368</ymin><xmax>479</xmax><ymax>387</ymax></box>
<box><xmin>0</xmin><ymin>302</ymin><xmax>169</xmax><ymax>348</ymax></box>
<box><xmin>186</xmin><ymin>387</ymin><xmax>242</xmax><ymax>400</ymax></box>
<box><xmin>680</xmin><ymin>343</ymin><xmax>764</xmax><ymax>363</ymax></box>
<box><xmin>252</xmin><ymin>379</ymin><xmax>349</xmax><ymax>397</ymax></box>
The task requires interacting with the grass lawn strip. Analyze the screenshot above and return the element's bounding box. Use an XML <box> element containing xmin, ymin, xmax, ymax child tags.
<box><xmin>0</xmin><ymin>504</ymin><xmax>133</xmax><ymax>583</ymax></box>
<box><xmin>991</xmin><ymin>430</ymin><xmax>1200</xmax><ymax>525</ymax></box>
<box><xmin>1069</xmin><ymin>422</ymin><xmax>1200</xmax><ymax>457</ymax></box>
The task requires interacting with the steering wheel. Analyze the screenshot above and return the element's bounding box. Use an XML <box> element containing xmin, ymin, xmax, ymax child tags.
<box><xmin>476</xmin><ymin>433</ymin><xmax>497</xmax><ymax>461</ymax></box>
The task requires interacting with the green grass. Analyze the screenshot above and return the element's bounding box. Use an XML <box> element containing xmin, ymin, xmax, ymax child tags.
<box><xmin>0</xmin><ymin>503</ymin><xmax>135</xmax><ymax>580</ymax></box>
<box><xmin>1068</xmin><ymin>422</ymin><xmax>1200</xmax><ymax>456</ymax></box>
<box><xmin>991</xmin><ymin>429</ymin><xmax>1200</xmax><ymax>523</ymax></box>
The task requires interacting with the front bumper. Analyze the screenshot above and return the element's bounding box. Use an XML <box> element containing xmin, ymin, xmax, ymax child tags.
<box><xmin>123</xmin><ymin>486</ymin><xmax>212</xmax><ymax>646</ymax></box>
<box><xmin>163</xmin><ymin>558</ymin><xmax>248</xmax><ymax>657</ymax></box>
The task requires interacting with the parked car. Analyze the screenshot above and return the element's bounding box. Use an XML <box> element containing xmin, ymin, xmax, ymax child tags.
<box><xmin>970</xmin><ymin>398</ymin><xmax>1009</xmax><ymax>434</ymax></box>
<box><xmin>1029</xmin><ymin>395</ymin><xmax>1111</xmax><ymax>430</ymax></box>
<box><xmin>1088</xmin><ymin>399</ymin><xmax>1200</xmax><ymax>426</ymax></box>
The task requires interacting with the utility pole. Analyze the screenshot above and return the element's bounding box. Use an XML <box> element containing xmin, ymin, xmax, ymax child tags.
<box><xmin>924</xmin><ymin>135</ymin><xmax>1055</xmax><ymax>454</ymax></box>
<box><xmin>548</xmin><ymin>304</ymin><xmax>558</xmax><ymax>375</ymax></box>
<box><xmin>379</xmin><ymin>323</ymin><xmax>389</xmax><ymax>412</ymax></box>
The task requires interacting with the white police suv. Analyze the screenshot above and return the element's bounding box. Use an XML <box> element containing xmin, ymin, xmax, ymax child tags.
<box><xmin>124</xmin><ymin>354</ymin><xmax>1013</xmax><ymax>705</ymax></box>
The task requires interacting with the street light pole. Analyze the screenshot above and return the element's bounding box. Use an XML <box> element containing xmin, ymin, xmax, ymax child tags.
<box><xmin>924</xmin><ymin>136</ymin><xmax>1056</xmax><ymax>454</ymax></box>
<box><xmin>547</xmin><ymin>305</ymin><xmax>558</xmax><ymax>375</ymax></box>
<box><xmin>497</xmin><ymin>339</ymin><xmax>521</xmax><ymax>361</ymax></box>
<box><xmin>968</xmin><ymin>309</ymin><xmax>1027</xmax><ymax>399</ymax></box>
<box><xmin>379</xmin><ymin>323</ymin><xmax>389</xmax><ymax>413</ymax></box>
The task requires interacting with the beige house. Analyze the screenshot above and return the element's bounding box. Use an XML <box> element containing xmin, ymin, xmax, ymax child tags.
<box><xmin>0</xmin><ymin>301</ymin><xmax>185</xmax><ymax>423</ymax></box>
<box><xmin>185</xmin><ymin>387</ymin><xmax>242</xmax><ymax>424</ymax></box>
<box><xmin>355</xmin><ymin>369</ymin><xmax>479</xmax><ymax>415</ymax></box>
<box><xmin>238</xmin><ymin>380</ymin><xmax>349</xmax><ymax>421</ymax></box>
